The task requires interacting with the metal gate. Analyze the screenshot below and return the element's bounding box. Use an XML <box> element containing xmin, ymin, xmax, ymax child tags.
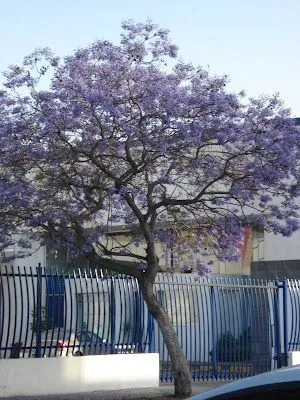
<box><xmin>0</xmin><ymin>266</ymin><xmax>294</xmax><ymax>381</ymax></box>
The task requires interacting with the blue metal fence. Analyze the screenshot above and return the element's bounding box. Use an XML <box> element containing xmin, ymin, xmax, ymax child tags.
<box><xmin>0</xmin><ymin>265</ymin><xmax>296</xmax><ymax>381</ymax></box>
<box><xmin>154</xmin><ymin>274</ymin><xmax>279</xmax><ymax>381</ymax></box>
<box><xmin>285</xmin><ymin>280</ymin><xmax>300</xmax><ymax>353</ymax></box>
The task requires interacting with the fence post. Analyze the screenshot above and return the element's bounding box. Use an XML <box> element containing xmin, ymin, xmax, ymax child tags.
<box><xmin>148</xmin><ymin>313</ymin><xmax>154</xmax><ymax>353</ymax></box>
<box><xmin>274</xmin><ymin>280</ymin><xmax>286</xmax><ymax>368</ymax></box>
<box><xmin>282</xmin><ymin>279</ymin><xmax>289</xmax><ymax>366</ymax></box>
<box><xmin>35</xmin><ymin>263</ymin><xmax>42</xmax><ymax>358</ymax></box>
<box><xmin>110</xmin><ymin>276</ymin><xmax>116</xmax><ymax>353</ymax></box>
<box><xmin>210</xmin><ymin>285</ymin><xmax>217</xmax><ymax>377</ymax></box>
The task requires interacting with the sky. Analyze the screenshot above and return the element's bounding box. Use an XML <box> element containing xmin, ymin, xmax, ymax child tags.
<box><xmin>1</xmin><ymin>0</ymin><xmax>300</xmax><ymax>115</ymax></box>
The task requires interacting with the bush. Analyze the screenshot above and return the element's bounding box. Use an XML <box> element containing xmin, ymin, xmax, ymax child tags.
<box><xmin>31</xmin><ymin>306</ymin><xmax>53</xmax><ymax>333</ymax></box>
<box><xmin>211</xmin><ymin>328</ymin><xmax>252</xmax><ymax>362</ymax></box>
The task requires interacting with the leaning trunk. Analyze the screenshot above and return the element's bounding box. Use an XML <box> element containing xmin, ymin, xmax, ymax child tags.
<box><xmin>139</xmin><ymin>278</ymin><xmax>192</xmax><ymax>398</ymax></box>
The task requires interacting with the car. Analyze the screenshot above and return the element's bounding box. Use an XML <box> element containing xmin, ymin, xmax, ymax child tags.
<box><xmin>76</xmin><ymin>329</ymin><xmax>106</xmax><ymax>355</ymax></box>
<box><xmin>19</xmin><ymin>329</ymin><xmax>83</xmax><ymax>358</ymax></box>
<box><xmin>76</xmin><ymin>329</ymin><xmax>136</xmax><ymax>355</ymax></box>
<box><xmin>56</xmin><ymin>330</ymin><xmax>83</xmax><ymax>356</ymax></box>
<box><xmin>187</xmin><ymin>365</ymin><xmax>300</xmax><ymax>399</ymax></box>
<box><xmin>18</xmin><ymin>327</ymin><xmax>136</xmax><ymax>357</ymax></box>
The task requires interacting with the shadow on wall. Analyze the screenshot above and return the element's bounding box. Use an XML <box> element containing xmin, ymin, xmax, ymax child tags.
<box><xmin>251</xmin><ymin>260</ymin><xmax>300</xmax><ymax>280</ymax></box>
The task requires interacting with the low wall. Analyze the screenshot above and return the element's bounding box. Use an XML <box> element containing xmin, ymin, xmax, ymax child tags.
<box><xmin>288</xmin><ymin>351</ymin><xmax>300</xmax><ymax>367</ymax></box>
<box><xmin>0</xmin><ymin>353</ymin><xmax>159</xmax><ymax>397</ymax></box>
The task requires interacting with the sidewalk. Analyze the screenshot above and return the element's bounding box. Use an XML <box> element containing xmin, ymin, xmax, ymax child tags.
<box><xmin>0</xmin><ymin>382</ymin><xmax>227</xmax><ymax>400</ymax></box>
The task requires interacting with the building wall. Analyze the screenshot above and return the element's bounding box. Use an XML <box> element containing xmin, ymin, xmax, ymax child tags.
<box><xmin>0</xmin><ymin>236</ymin><xmax>46</xmax><ymax>269</ymax></box>
<box><xmin>106</xmin><ymin>231</ymin><xmax>246</xmax><ymax>276</ymax></box>
<box><xmin>264</xmin><ymin>230</ymin><xmax>300</xmax><ymax>261</ymax></box>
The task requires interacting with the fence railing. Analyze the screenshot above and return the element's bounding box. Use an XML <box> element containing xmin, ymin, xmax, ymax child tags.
<box><xmin>154</xmin><ymin>274</ymin><xmax>279</xmax><ymax>381</ymax></box>
<box><xmin>0</xmin><ymin>265</ymin><xmax>295</xmax><ymax>381</ymax></box>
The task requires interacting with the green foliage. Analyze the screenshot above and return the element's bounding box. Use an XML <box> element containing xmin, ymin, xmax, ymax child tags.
<box><xmin>10</xmin><ymin>342</ymin><xmax>23</xmax><ymax>358</ymax></box>
<box><xmin>31</xmin><ymin>306</ymin><xmax>53</xmax><ymax>333</ymax></box>
<box><xmin>212</xmin><ymin>328</ymin><xmax>252</xmax><ymax>362</ymax></box>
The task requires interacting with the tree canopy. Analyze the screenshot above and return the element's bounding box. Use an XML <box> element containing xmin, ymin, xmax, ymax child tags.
<box><xmin>1</xmin><ymin>20</ymin><xmax>299</xmax><ymax>272</ymax></box>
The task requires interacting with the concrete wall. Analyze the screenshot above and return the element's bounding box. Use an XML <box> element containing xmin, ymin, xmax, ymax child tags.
<box><xmin>0</xmin><ymin>236</ymin><xmax>46</xmax><ymax>269</ymax></box>
<box><xmin>0</xmin><ymin>225</ymin><xmax>249</xmax><ymax>276</ymax></box>
<box><xmin>251</xmin><ymin>260</ymin><xmax>300</xmax><ymax>280</ymax></box>
<box><xmin>0</xmin><ymin>353</ymin><xmax>159</xmax><ymax>397</ymax></box>
<box><xmin>264</xmin><ymin>230</ymin><xmax>300</xmax><ymax>261</ymax></box>
<box><xmin>288</xmin><ymin>351</ymin><xmax>300</xmax><ymax>367</ymax></box>
<box><xmin>108</xmin><ymin>232</ymin><xmax>246</xmax><ymax>275</ymax></box>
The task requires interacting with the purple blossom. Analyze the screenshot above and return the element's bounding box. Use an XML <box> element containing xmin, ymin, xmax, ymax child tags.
<box><xmin>181</xmin><ymin>264</ymin><xmax>193</xmax><ymax>273</ymax></box>
<box><xmin>196</xmin><ymin>260</ymin><xmax>212</xmax><ymax>276</ymax></box>
<box><xmin>0</xmin><ymin>19</ymin><xmax>298</xmax><ymax>276</ymax></box>
<box><xmin>137</xmin><ymin>263</ymin><xmax>147</xmax><ymax>272</ymax></box>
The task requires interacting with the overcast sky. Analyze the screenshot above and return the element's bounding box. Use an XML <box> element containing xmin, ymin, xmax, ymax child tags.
<box><xmin>1</xmin><ymin>0</ymin><xmax>299</xmax><ymax>115</ymax></box>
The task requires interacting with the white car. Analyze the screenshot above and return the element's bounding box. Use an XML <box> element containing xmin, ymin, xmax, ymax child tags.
<box><xmin>56</xmin><ymin>330</ymin><xmax>83</xmax><ymax>357</ymax></box>
<box><xmin>188</xmin><ymin>365</ymin><xmax>300</xmax><ymax>399</ymax></box>
<box><xmin>19</xmin><ymin>329</ymin><xmax>83</xmax><ymax>358</ymax></box>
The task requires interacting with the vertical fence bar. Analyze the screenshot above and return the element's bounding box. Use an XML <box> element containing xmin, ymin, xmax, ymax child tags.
<box><xmin>62</xmin><ymin>269</ymin><xmax>71</xmax><ymax>356</ymax></box>
<box><xmin>0</xmin><ymin>268</ymin><xmax>4</xmax><ymax>357</ymax></box>
<box><xmin>274</xmin><ymin>280</ymin><xmax>282</xmax><ymax>368</ymax></box>
<box><xmin>83</xmin><ymin>269</ymin><xmax>89</xmax><ymax>355</ymax></box>
<box><xmin>168</xmin><ymin>274</ymin><xmax>176</xmax><ymax>382</ymax></box>
<box><xmin>130</xmin><ymin>276</ymin><xmax>138</xmax><ymax>353</ymax></box>
<box><xmin>46</xmin><ymin>270</ymin><xmax>58</xmax><ymax>357</ymax></box>
<box><xmin>255</xmin><ymin>281</ymin><xmax>259</xmax><ymax>373</ymax></box>
<box><xmin>66</xmin><ymin>269</ymin><xmax>74</xmax><ymax>355</ymax></box>
<box><xmin>123</xmin><ymin>276</ymin><xmax>131</xmax><ymax>353</ymax></box>
<box><xmin>288</xmin><ymin>280</ymin><xmax>294</xmax><ymax>351</ymax></box>
<box><xmin>89</xmin><ymin>269</ymin><xmax>96</xmax><ymax>355</ymax></box>
<box><xmin>282</xmin><ymin>279</ymin><xmax>288</xmax><ymax>366</ymax></box>
<box><xmin>136</xmin><ymin>279</ymin><xmax>145</xmax><ymax>352</ymax></box>
<box><xmin>115</xmin><ymin>275</ymin><xmax>123</xmax><ymax>352</ymax></box>
<box><xmin>110</xmin><ymin>275</ymin><xmax>116</xmax><ymax>354</ymax></box>
<box><xmin>288</xmin><ymin>280</ymin><xmax>298</xmax><ymax>352</ymax></box>
<box><xmin>23</xmin><ymin>266</ymin><xmax>30</xmax><ymax>358</ymax></box>
<box><xmin>210</xmin><ymin>284</ymin><xmax>217</xmax><ymax>378</ymax></box>
<box><xmin>216</xmin><ymin>278</ymin><xmax>225</xmax><ymax>380</ymax></box>
<box><xmin>17</xmin><ymin>266</ymin><xmax>24</xmax><ymax>357</ymax></box>
<box><xmin>147</xmin><ymin>313</ymin><xmax>154</xmax><ymax>353</ymax></box>
<box><xmin>10</xmin><ymin>265</ymin><xmax>18</xmax><ymax>358</ymax></box>
<box><xmin>228</xmin><ymin>278</ymin><xmax>236</xmax><ymax>380</ymax></box>
<box><xmin>172</xmin><ymin>275</ymin><xmax>179</xmax><ymax>376</ymax></box>
<box><xmin>73</xmin><ymin>269</ymin><xmax>80</xmax><ymax>351</ymax></box>
<box><xmin>35</xmin><ymin>264</ymin><xmax>42</xmax><ymax>358</ymax></box>
<box><xmin>53</xmin><ymin>268</ymin><xmax>61</xmax><ymax>356</ymax></box>
<box><xmin>295</xmin><ymin>279</ymin><xmax>300</xmax><ymax>351</ymax></box>
<box><xmin>76</xmin><ymin>268</ymin><xmax>85</xmax><ymax>354</ymax></box>
<box><xmin>97</xmin><ymin>269</ymin><xmax>107</xmax><ymax>354</ymax></box>
<box><xmin>190</xmin><ymin>277</ymin><xmax>197</xmax><ymax>381</ymax></box>
<box><xmin>94</xmin><ymin>269</ymin><xmax>102</xmax><ymax>355</ymax></box>
<box><xmin>42</xmin><ymin>269</ymin><xmax>49</xmax><ymax>358</ymax></box>
<box><xmin>235</xmin><ymin>278</ymin><xmax>243</xmax><ymax>379</ymax></box>
<box><xmin>4</xmin><ymin>266</ymin><xmax>11</xmax><ymax>358</ymax></box>
<box><xmin>203</xmin><ymin>278</ymin><xmax>210</xmax><ymax>380</ymax></box>
<box><xmin>243</xmin><ymin>279</ymin><xmax>252</xmax><ymax>378</ymax></box>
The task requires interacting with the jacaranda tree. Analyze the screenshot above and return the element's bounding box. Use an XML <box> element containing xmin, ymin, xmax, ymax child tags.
<box><xmin>1</xmin><ymin>20</ymin><xmax>300</xmax><ymax>396</ymax></box>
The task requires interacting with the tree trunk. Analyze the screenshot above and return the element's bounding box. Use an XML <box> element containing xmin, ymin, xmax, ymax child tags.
<box><xmin>139</xmin><ymin>278</ymin><xmax>192</xmax><ymax>398</ymax></box>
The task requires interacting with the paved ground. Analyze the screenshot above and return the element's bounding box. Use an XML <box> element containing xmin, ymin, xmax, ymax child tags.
<box><xmin>0</xmin><ymin>382</ymin><xmax>227</xmax><ymax>400</ymax></box>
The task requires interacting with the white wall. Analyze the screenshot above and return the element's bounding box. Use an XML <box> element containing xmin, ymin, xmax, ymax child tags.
<box><xmin>288</xmin><ymin>351</ymin><xmax>300</xmax><ymax>366</ymax></box>
<box><xmin>0</xmin><ymin>237</ymin><xmax>46</xmax><ymax>269</ymax></box>
<box><xmin>264</xmin><ymin>230</ymin><xmax>300</xmax><ymax>261</ymax></box>
<box><xmin>0</xmin><ymin>353</ymin><xmax>159</xmax><ymax>397</ymax></box>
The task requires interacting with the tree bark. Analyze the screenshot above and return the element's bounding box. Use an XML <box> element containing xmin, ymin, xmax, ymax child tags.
<box><xmin>139</xmin><ymin>277</ymin><xmax>192</xmax><ymax>398</ymax></box>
